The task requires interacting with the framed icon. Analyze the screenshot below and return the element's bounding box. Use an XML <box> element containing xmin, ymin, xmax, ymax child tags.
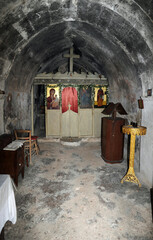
<box><xmin>46</xmin><ymin>85</ymin><xmax>60</xmax><ymax>110</ymax></box>
<box><xmin>80</xmin><ymin>86</ymin><xmax>92</xmax><ymax>108</ymax></box>
<box><xmin>147</xmin><ymin>89</ymin><xmax>152</xmax><ymax>97</ymax></box>
<box><xmin>94</xmin><ymin>86</ymin><xmax>108</xmax><ymax>108</ymax></box>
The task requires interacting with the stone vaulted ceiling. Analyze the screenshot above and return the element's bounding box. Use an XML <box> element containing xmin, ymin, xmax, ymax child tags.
<box><xmin>0</xmin><ymin>0</ymin><xmax>153</xmax><ymax>113</ymax></box>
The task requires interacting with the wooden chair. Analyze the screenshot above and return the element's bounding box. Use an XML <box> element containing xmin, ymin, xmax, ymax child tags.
<box><xmin>14</xmin><ymin>129</ymin><xmax>39</xmax><ymax>165</ymax></box>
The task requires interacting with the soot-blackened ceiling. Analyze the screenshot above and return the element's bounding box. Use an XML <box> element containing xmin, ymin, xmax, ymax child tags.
<box><xmin>0</xmin><ymin>0</ymin><xmax>153</xmax><ymax>99</ymax></box>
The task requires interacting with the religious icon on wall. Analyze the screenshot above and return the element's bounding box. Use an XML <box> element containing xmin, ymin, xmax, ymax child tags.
<box><xmin>147</xmin><ymin>89</ymin><xmax>152</xmax><ymax>97</ymax></box>
<box><xmin>94</xmin><ymin>86</ymin><xmax>107</xmax><ymax>108</ymax></box>
<box><xmin>138</xmin><ymin>97</ymin><xmax>144</xmax><ymax>109</ymax></box>
<box><xmin>80</xmin><ymin>86</ymin><xmax>92</xmax><ymax>108</ymax></box>
<box><xmin>46</xmin><ymin>85</ymin><xmax>60</xmax><ymax>110</ymax></box>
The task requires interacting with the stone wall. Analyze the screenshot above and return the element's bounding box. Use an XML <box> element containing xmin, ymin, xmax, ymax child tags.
<box><xmin>140</xmin><ymin>97</ymin><xmax>153</xmax><ymax>187</ymax></box>
<box><xmin>4</xmin><ymin>91</ymin><xmax>31</xmax><ymax>133</ymax></box>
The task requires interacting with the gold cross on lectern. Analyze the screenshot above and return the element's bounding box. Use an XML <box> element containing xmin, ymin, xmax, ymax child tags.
<box><xmin>64</xmin><ymin>47</ymin><xmax>80</xmax><ymax>73</ymax></box>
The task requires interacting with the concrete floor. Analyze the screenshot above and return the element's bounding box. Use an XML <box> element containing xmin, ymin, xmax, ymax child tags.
<box><xmin>5</xmin><ymin>141</ymin><xmax>153</xmax><ymax>240</ymax></box>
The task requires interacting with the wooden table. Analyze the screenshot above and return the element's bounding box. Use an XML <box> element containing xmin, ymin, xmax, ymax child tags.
<box><xmin>121</xmin><ymin>125</ymin><xmax>147</xmax><ymax>187</ymax></box>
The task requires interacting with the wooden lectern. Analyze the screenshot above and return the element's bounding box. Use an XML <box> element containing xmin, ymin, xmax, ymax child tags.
<box><xmin>101</xmin><ymin>102</ymin><xmax>127</xmax><ymax>164</ymax></box>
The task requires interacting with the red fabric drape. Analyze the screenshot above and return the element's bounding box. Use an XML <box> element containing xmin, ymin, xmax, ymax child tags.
<box><xmin>62</xmin><ymin>87</ymin><xmax>78</xmax><ymax>113</ymax></box>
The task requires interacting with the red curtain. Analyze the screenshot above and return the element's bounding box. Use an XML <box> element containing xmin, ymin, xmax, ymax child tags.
<box><xmin>62</xmin><ymin>87</ymin><xmax>78</xmax><ymax>113</ymax></box>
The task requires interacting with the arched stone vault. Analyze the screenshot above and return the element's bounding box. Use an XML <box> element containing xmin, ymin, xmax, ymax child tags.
<box><xmin>0</xmin><ymin>0</ymin><xmax>153</xmax><ymax>131</ymax></box>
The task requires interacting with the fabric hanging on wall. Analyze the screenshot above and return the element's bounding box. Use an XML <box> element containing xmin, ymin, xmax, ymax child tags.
<box><xmin>62</xmin><ymin>87</ymin><xmax>78</xmax><ymax>113</ymax></box>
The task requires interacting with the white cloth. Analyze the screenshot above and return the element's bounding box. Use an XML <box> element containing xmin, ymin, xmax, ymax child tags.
<box><xmin>3</xmin><ymin>140</ymin><xmax>24</xmax><ymax>151</ymax></box>
<box><xmin>0</xmin><ymin>175</ymin><xmax>17</xmax><ymax>232</ymax></box>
